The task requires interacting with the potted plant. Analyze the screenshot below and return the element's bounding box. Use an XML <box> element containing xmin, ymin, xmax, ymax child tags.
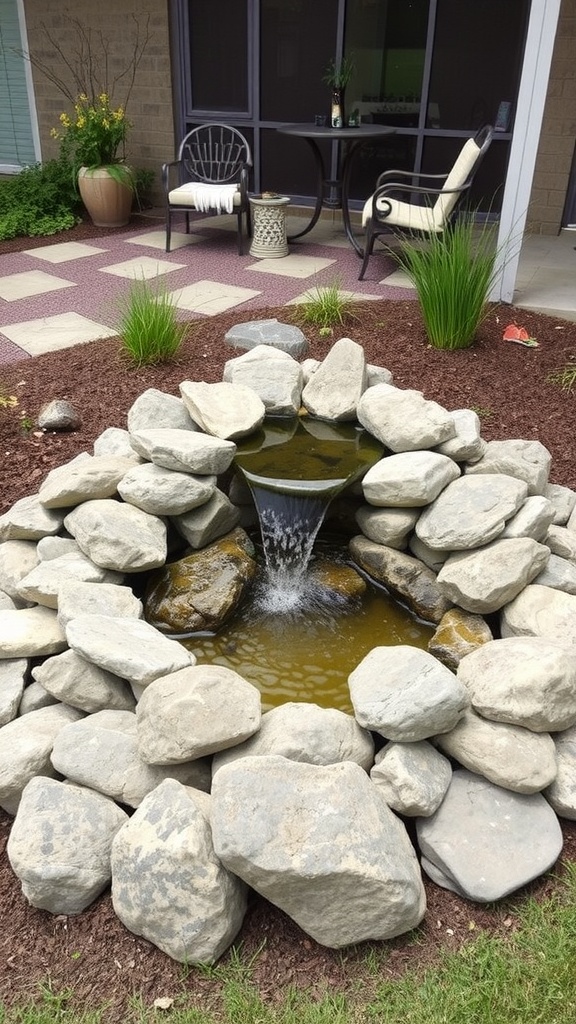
<box><xmin>52</xmin><ymin>92</ymin><xmax>134</xmax><ymax>227</ymax></box>
<box><xmin>322</xmin><ymin>55</ymin><xmax>356</xmax><ymax>128</ymax></box>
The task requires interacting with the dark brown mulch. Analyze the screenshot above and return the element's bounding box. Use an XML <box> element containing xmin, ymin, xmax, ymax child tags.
<box><xmin>1</xmin><ymin>219</ymin><xmax>576</xmax><ymax>1020</ymax></box>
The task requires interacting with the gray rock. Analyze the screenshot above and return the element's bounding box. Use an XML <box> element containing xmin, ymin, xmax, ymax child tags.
<box><xmin>127</xmin><ymin>388</ymin><xmax>198</xmax><ymax>433</ymax></box>
<box><xmin>434</xmin><ymin>708</ymin><xmax>557</xmax><ymax>793</ymax></box>
<box><xmin>57</xmin><ymin>580</ymin><xmax>143</xmax><ymax>630</ymax></box>
<box><xmin>545</xmin><ymin>724</ymin><xmax>576</xmax><ymax>819</ymax></box>
<box><xmin>18</xmin><ymin>681</ymin><xmax>59</xmax><ymax>715</ymax></box>
<box><xmin>179</xmin><ymin>380</ymin><xmax>265</xmax><ymax>440</ymax></box>
<box><xmin>500</xmin><ymin>584</ymin><xmax>576</xmax><ymax>644</ymax></box>
<box><xmin>301</xmin><ymin>337</ymin><xmax>367</xmax><ymax>421</ymax></box>
<box><xmin>136</xmin><ymin>665</ymin><xmax>262</xmax><ymax>764</ymax></box>
<box><xmin>501</xmin><ymin>495</ymin><xmax>556</xmax><ymax>541</ymax></box>
<box><xmin>111</xmin><ymin>779</ymin><xmax>247</xmax><ymax>964</ymax></box>
<box><xmin>415</xmin><ymin>474</ymin><xmax>528</xmax><ymax>550</ymax></box>
<box><xmin>36</xmin><ymin>536</ymin><xmax>80</xmax><ymax>561</ymax></box>
<box><xmin>0</xmin><ymin>494</ymin><xmax>64</xmax><ymax>541</ymax></box>
<box><xmin>224</xmin><ymin>319</ymin><xmax>308</xmax><ymax>358</ymax></box>
<box><xmin>544</xmin><ymin>483</ymin><xmax>576</xmax><ymax>526</ymax></box>
<box><xmin>0</xmin><ymin>703</ymin><xmax>84</xmax><ymax>814</ymax></box>
<box><xmin>8</xmin><ymin>776</ymin><xmax>127</xmax><ymax>914</ymax></box>
<box><xmin>0</xmin><ymin>606</ymin><xmax>67</xmax><ymax>659</ymax></box>
<box><xmin>171</xmin><ymin>490</ymin><xmax>241</xmax><ymax>549</ymax></box>
<box><xmin>348</xmin><ymin>645</ymin><xmax>469</xmax><ymax>742</ymax></box>
<box><xmin>211</xmin><ymin>756</ymin><xmax>426</xmax><ymax>947</ymax></box>
<box><xmin>456</xmin><ymin>636</ymin><xmax>576</xmax><ymax>732</ymax></box>
<box><xmin>417</xmin><ymin>769</ymin><xmax>563</xmax><ymax>902</ymax></box>
<box><xmin>117</xmin><ymin>462</ymin><xmax>214</xmax><ymax>516</ymax></box>
<box><xmin>534</xmin><ymin>553</ymin><xmax>576</xmax><ymax>595</ymax></box>
<box><xmin>64</xmin><ymin>500</ymin><xmax>167</xmax><ymax>572</ymax></box>
<box><xmin>464</xmin><ymin>439</ymin><xmax>552</xmax><ymax>495</ymax></box>
<box><xmin>223</xmin><ymin>345</ymin><xmax>303</xmax><ymax>416</ymax></box>
<box><xmin>357</xmin><ymin>383</ymin><xmax>456</xmax><ymax>452</ymax></box>
<box><xmin>37</xmin><ymin>399</ymin><xmax>81</xmax><ymax>431</ymax></box>
<box><xmin>435</xmin><ymin>408</ymin><xmax>485</xmax><ymax>463</ymax></box>
<box><xmin>0</xmin><ymin>658</ymin><xmax>28</xmax><ymax>726</ymax></box>
<box><xmin>129</xmin><ymin>428</ymin><xmax>236</xmax><ymax>475</ymax></box>
<box><xmin>93</xmin><ymin>426</ymin><xmax>141</xmax><ymax>458</ymax></box>
<box><xmin>50</xmin><ymin>709</ymin><xmax>211</xmax><ymax>807</ymax></box>
<box><xmin>362</xmin><ymin>451</ymin><xmax>460</xmax><ymax>507</ymax></box>
<box><xmin>547</xmin><ymin>524</ymin><xmax>576</xmax><ymax>561</ymax></box>
<box><xmin>436</xmin><ymin>537</ymin><xmax>550</xmax><ymax>614</ymax></box>
<box><xmin>65</xmin><ymin>614</ymin><xmax>194</xmax><ymax>687</ymax></box>
<box><xmin>212</xmin><ymin>702</ymin><xmax>375</xmax><ymax>775</ymax></box>
<box><xmin>370</xmin><ymin>740</ymin><xmax>452</xmax><ymax>816</ymax></box>
<box><xmin>32</xmin><ymin>649</ymin><xmax>136</xmax><ymax>713</ymax></box>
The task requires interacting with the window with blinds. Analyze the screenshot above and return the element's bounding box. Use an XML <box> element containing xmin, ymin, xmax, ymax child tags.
<box><xmin>0</xmin><ymin>0</ymin><xmax>39</xmax><ymax>171</ymax></box>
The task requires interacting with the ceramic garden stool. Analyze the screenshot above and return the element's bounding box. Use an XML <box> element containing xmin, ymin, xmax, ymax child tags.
<box><xmin>249</xmin><ymin>195</ymin><xmax>290</xmax><ymax>259</ymax></box>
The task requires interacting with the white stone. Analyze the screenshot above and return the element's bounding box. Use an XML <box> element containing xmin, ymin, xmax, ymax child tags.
<box><xmin>0</xmin><ymin>606</ymin><xmax>67</xmax><ymax>659</ymax></box>
<box><xmin>362</xmin><ymin>451</ymin><xmax>460</xmax><ymax>507</ymax></box>
<box><xmin>0</xmin><ymin>493</ymin><xmax>64</xmax><ymax>541</ymax></box>
<box><xmin>127</xmin><ymin>388</ymin><xmax>198</xmax><ymax>432</ymax></box>
<box><xmin>65</xmin><ymin>614</ymin><xmax>194</xmax><ymax>687</ymax></box>
<box><xmin>0</xmin><ymin>703</ymin><xmax>84</xmax><ymax>814</ymax></box>
<box><xmin>211</xmin><ymin>756</ymin><xmax>426</xmax><ymax>947</ymax></box>
<box><xmin>223</xmin><ymin>345</ymin><xmax>303</xmax><ymax>416</ymax></box>
<box><xmin>301</xmin><ymin>337</ymin><xmax>367</xmax><ymax>421</ymax></box>
<box><xmin>17</xmin><ymin>551</ymin><xmax>124</xmax><ymax>608</ymax></box>
<box><xmin>0</xmin><ymin>659</ymin><xmax>28</xmax><ymax>726</ymax></box>
<box><xmin>544</xmin><ymin>483</ymin><xmax>576</xmax><ymax>526</ymax></box>
<box><xmin>370</xmin><ymin>741</ymin><xmax>452</xmax><ymax>816</ymax></box>
<box><xmin>93</xmin><ymin>426</ymin><xmax>143</xmax><ymax>458</ymax></box>
<box><xmin>64</xmin><ymin>499</ymin><xmax>167</xmax><ymax>572</ymax></box>
<box><xmin>38</xmin><ymin>455</ymin><xmax>138</xmax><ymax>508</ymax></box>
<box><xmin>57</xmin><ymin>580</ymin><xmax>143</xmax><ymax>630</ymax></box>
<box><xmin>111</xmin><ymin>779</ymin><xmax>247</xmax><ymax>963</ymax></box>
<box><xmin>171</xmin><ymin>490</ymin><xmax>241</xmax><ymax>549</ymax></box>
<box><xmin>136</xmin><ymin>665</ymin><xmax>261</xmax><ymax>764</ymax></box>
<box><xmin>436</xmin><ymin>537</ymin><xmax>550</xmax><ymax>614</ymax></box>
<box><xmin>0</xmin><ymin>540</ymin><xmax>39</xmax><ymax>601</ymax></box>
<box><xmin>415</xmin><ymin>474</ymin><xmax>528</xmax><ymax>550</ymax></box>
<box><xmin>212</xmin><ymin>702</ymin><xmax>374</xmax><ymax>775</ymax></box>
<box><xmin>357</xmin><ymin>382</ymin><xmax>456</xmax><ymax>452</ymax></box>
<box><xmin>36</xmin><ymin>536</ymin><xmax>80</xmax><ymax>560</ymax></box>
<box><xmin>547</xmin><ymin>524</ymin><xmax>576</xmax><ymax>561</ymax></box>
<box><xmin>129</xmin><ymin>428</ymin><xmax>236</xmax><ymax>475</ymax></box>
<box><xmin>435</xmin><ymin>408</ymin><xmax>486</xmax><ymax>462</ymax></box>
<box><xmin>464</xmin><ymin>439</ymin><xmax>552</xmax><ymax>495</ymax></box>
<box><xmin>545</xmin><ymin>725</ymin><xmax>576</xmax><ymax>820</ymax></box>
<box><xmin>8</xmin><ymin>776</ymin><xmax>128</xmax><ymax>914</ymax></box>
<box><xmin>33</xmin><ymin>649</ymin><xmax>136</xmax><ymax>713</ymax></box>
<box><xmin>179</xmin><ymin>380</ymin><xmax>265</xmax><ymax>440</ymax></box>
<box><xmin>117</xmin><ymin>462</ymin><xmax>214</xmax><ymax>516</ymax></box>
<box><xmin>534</xmin><ymin>553</ymin><xmax>576</xmax><ymax>595</ymax></box>
<box><xmin>355</xmin><ymin>506</ymin><xmax>419</xmax><ymax>548</ymax></box>
<box><xmin>501</xmin><ymin>495</ymin><xmax>556</xmax><ymax>541</ymax></box>
<box><xmin>348</xmin><ymin>645</ymin><xmax>469</xmax><ymax>742</ymax></box>
<box><xmin>434</xmin><ymin>708</ymin><xmax>557</xmax><ymax>793</ymax></box>
<box><xmin>500</xmin><ymin>584</ymin><xmax>576</xmax><ymax>644</ymax></box>
<box><xmin>456</xmin><ymin>636</ymin><xmax>576</xmax><ymax>732</ymax></box>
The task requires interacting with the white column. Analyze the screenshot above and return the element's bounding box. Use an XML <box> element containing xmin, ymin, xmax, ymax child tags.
<box><xmin>490</xmin><ymin>0</ymin><xmax>562</xmax><ymax>303</ymax></box>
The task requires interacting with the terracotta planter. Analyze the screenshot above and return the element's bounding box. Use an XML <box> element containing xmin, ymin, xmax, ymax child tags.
<box><xmin>77</xmin><ymin>166</ymin><xmax>133</xmax><ymax>228</ymax></box>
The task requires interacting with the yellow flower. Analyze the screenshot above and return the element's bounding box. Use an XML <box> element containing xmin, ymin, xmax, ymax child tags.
<box><xmin>50</xmin><ymin>127</ymin><xmax>59</xmax><ymax>138</ymax></box>
<box><xmin>99</xmin><ymin>92</ymin><xmax>109</xmax><ymax>104</ymax></box>
<box><xmin>60</xmin><ymin>113</ymin><xmax>71</xmax><ymax>126</ymax></box>
<box><xmin>76</xmin><ymin>115</ymin><xmax>86</xmax><ymax>129</ymax></box>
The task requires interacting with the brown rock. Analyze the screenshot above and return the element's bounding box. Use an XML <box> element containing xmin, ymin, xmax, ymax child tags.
<box><xmin>349</xmin><ymin>535</ymin><xmax>452</xmax><ymax>624</ymax></box>
<box><xmin>428</xmin><ymin>608</ymin><xmax>494</xmax><ymax>670</ymax></box>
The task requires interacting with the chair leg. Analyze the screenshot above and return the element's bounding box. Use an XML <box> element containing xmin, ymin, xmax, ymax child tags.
<box><xmin>358</xmin><ymin>232</ymin><xmax>375</xmax><ymax>280</ymax></box>
<box><xmin>237</xmin><ymin>212</ymin><xmax>243</xmax><ymax>255</ymax></box>
<box><xmin>166</xmin><ymin>209</ymin><xmax>172</xmax><ymax>253</ymax></box>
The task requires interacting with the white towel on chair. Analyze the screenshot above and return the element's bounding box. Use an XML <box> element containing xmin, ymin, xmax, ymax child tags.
<box><xmin>184</xmin><ymin>182</ymin><xmax>239</xmax><ymax>214</ymax></box>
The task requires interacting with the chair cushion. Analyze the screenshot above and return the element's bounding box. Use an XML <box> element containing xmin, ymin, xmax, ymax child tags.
<box><xmin>362</xmin><ymin>195</ymin><xmax>443</xmax><ymax>232</ymax></box>
<box><xmin>168</xmin><ymin>182</ymin><xmax>241</xmax><ymax>213</ymax></box>
<box><xmin>433</xmin><ymin>137</ymin><xmax>480</xmax><ymax>222</ymax></box>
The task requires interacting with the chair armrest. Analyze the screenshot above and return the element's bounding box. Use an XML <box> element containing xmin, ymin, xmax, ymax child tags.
<box><xmin>369</xmin><ymin>180</ymin><xmax>471</xmax><ymax>221</ymax></box>
<box><xmin>375</xmin><ymin>167</ymin><xmax>449</xmax><ymax>189</ymax></box>
<box><xmin>239</xmin><ymin>164</ymin><xmax>250</xmax><ymax>201</ymax></box>
<box><xmin>161</xmin><ymin>160</ymin><xmax>183</xmax><ymax>194</ymax></box>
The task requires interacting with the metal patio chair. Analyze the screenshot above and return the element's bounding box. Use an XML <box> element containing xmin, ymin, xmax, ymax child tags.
<box><xmin>162</xmin><ymin>123</ymin><xmax>252</xmax><ymax>253</ymax></box>
<box><xmin>358</xmin><ymin>124</ymin><xmax>493</xmax><ymax>279</ymax></box>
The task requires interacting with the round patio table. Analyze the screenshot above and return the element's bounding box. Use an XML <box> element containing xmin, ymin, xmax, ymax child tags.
<box><xmin>276</xmin><ymin>122</ymin><xmax>396</xmax><ymax>255</ymax></box>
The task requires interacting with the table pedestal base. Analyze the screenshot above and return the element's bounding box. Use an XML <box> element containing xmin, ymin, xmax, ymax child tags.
<box><xmin>249</xmin><ymin>196</ymin><xmax>290</xmax><ymax>258</ymax></box>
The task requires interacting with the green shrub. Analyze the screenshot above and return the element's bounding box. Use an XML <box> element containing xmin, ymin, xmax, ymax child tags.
<box><xmin>395</xmin><ymin>216</ymin><xmax>500</xmax><ymax>350</ymax></box>
<box><xmin>296</xmin><ymin>278</ymin><xmax>358</xmax><ymax>331</ymax></box>
<box><xmin>547</xmin><ymin>363</ymin><xmax>576</xmax><ymax>392</ymax></box>
<box><xmin>0</xmin><ymin>158</ymin><xmax>81</xmax><ymax>240</ymax></box>
<box><xmin>116</xmin><ymin>276</ymin><xmax>188</xmax><ymax>367</ymax></box>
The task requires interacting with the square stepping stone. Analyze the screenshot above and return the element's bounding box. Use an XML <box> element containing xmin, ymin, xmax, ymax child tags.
<box><xmin>286</xmin><ymin>288</ymin><xmax>383</xmax><ymax>305</ymax></box>
<box><xmin>246</xmin><ymin>254</ymin><xmax>336</xmax><ymax>279</ymax></box>
<box><xmin>99</xmin><ymin>256</ymin><xmax>186</xmax><ymax>279</ymax></box>
<box><xmin>22</xmin><ymin>242</ymin><xmax>108</xmax><ymax>263</ymax></box>
<box><xmin>0</xmin><ymin>271</ymin><xmax>77</xmax><ymax>302</ymax></box>
<box><xmin>125</xmin><ymin>231</ymin><xmax>202</xmax><ymax>250</ymax></box>
<box><xmin>380</xmin><ymin>268</ymin><xmax>416</xmax><ymax>289</ymax></box>
<box><xmin>171</xmin><ymin>280</ymin><xmax>261</xmax><ymax>316</ymax></box>
<box><xmin>0</xmin><ymin>312</ymin><xmax>114</xmax><ymax>356</ymax></box>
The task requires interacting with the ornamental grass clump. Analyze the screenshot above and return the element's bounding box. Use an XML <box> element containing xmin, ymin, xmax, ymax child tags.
<box><xmin>117</xmin><ymin>277</ymin><xmax>188</xmax><ymax>367</ymax></box>
<box><xmin>395</xmin><ymin>217</ymin><xmax>499</xmax><ymax>350</ymax></box>
<box><xmin>296</xmin><ymin>279</ymin><xmax>358</xmax><ymax>332</ymax></box>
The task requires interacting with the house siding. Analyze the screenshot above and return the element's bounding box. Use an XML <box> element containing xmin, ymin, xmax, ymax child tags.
<box><xmin>527</xmin><ymin>0</ymin><xmax>576</xmax><ymax>233</ymax></box>
<box><xmin>22</xmin><ymin>0</ymin><xmax>175</xmax><ymax>204</ymax></box>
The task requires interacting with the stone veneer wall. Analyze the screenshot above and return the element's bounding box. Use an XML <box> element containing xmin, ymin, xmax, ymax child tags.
<box><xmin>527</xmin><ymin>0</ymin><xmax>576</xmax><ymax>234</ymax></box>
<box><xmin>22</xmin><ymin>0</ymin><xmax>174</xmax><ymax>205</ymax></box>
